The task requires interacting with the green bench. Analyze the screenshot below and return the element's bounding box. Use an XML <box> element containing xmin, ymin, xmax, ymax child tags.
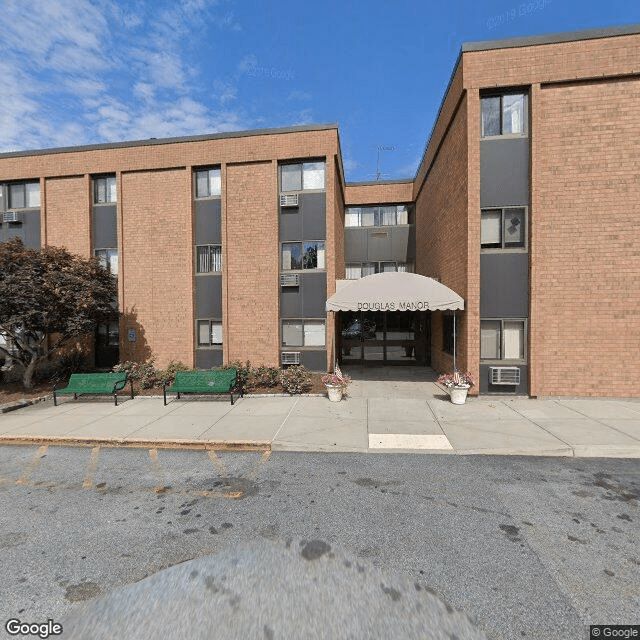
<box><xmin>163</xmin><ymin>369</ymin><xmax>242</xmax><ymax>406</ymax></box>
<box><xmin>53</xmin><ymin>372</ymin><xmax>133</xmax><ymax>406</ymax></box>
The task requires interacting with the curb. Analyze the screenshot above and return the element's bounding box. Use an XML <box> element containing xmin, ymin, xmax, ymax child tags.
<box><xmin>0</xmin><ymin>395</ymin><xmax>50</xmax><ymax>414</ymax></box>
<box><xmin>0</xmin><ymin>434</ymin><xmax>271</xmax><ymax>451</ymax></box>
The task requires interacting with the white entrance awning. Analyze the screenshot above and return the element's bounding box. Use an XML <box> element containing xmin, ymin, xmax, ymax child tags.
<box><xmin>325</xmin><ymin>272</ymin><xmax>464</xmax><ymax>313</ymax></box>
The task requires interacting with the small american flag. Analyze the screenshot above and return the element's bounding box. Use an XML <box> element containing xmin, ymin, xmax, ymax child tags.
<box><xmin>453</xmin><ymin>371</ymin><xmax>461</xmax><ymax>386</ymax></box>
<box><xmin>334</xmin><ymin>362</ymin><xmax>343</xmax><ymax>379</ymax></box>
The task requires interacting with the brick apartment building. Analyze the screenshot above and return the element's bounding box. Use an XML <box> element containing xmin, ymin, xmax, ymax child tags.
<box><xmin>1</xmin><ymin>24</ymin><xmax>639</xmax><ymax>398</ymax></box>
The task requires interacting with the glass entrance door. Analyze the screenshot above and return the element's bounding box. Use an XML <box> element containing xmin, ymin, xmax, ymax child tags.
<box><xmin>339</xmin><ymin>311</ymin><xmax>428</xmax><ymax>365</ymax></box>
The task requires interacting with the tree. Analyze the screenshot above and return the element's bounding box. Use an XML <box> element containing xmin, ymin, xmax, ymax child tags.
<box><xmin>0</xmin><ymin>238</ymin><xmax>118</xmax><ymax>389</ymax></box>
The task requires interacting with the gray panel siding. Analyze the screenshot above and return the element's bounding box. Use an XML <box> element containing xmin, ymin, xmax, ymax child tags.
<box><xmin>23</xmin><ymin>211</ymin><xmax>41</xmax><ymax>248</ymax></box>
<box><xmin>280</xmin><ymin>192</ymin><xmax>325</xmax><ymax>242</ymax></box>
<box><xmin>280</xmin><ymin>285</ymin><xmax>303</xmax><ymax>318</ymax></box>
<box><xmin>301</xmin><ymin>193</ymin><xmax>326</xmax><ymax>240</ymax></box>
<box><xmin>302</xmin><ymin>272</ymin><xmax>327</xmax><ymax>317</ymax></box>
<box><xmin>195</xmin><ymin>199</ymin><xmax>221</xmax><ymax>245</ymax></box>
<box><xmin>0</xmin><ymin>210</ymin><xmax>40</xmax><ymax>248</ymax></box>
<box><xmin>344</xmin><ymin>228</ymin><xmax>368</xmax><ymax>261</ymax></box>
<box><xmin>479</xmin><ymin>364</ymin><xmax>528</xmax><ymax>395</ymax></box>
<box><xmin>195</xmin><ymin>275</ymin><xmax>223</xmax><ymax>317</ymax></box>
<box><xmin>280</xmin><ymin>210</ymin><xmax>303</xmax><ymax>242</ymax></box>
<box><xmin>345</xmin><ymin>226</ymin><xmax>416</xmax><ymax>263</ymax></box>
<box><xmin>280</xmin><ymin>272</ymin><xmax>326</xmax><ymax>319</ymax></box>
<box><xmin>480</xmin><ymin>138</ymin><xmax>529</xmax><ymax>208</ymax></box>
<box><xmin>92</xmin><ymin>205</ymin><xmax>117</xmax><ymax>248</ymax></box>
<box><xmin>299</xmin><ymin>350</ymin><xmax>327</xmax><ymax>372</ymax></box>
<box><xmin>195</xmin><ymin>350</ymin><xmax>223</xmax><ymax>369</ymax></box>
<box><xmin>480</xmin><ymin>253</ymin><xmax>528</xmax><ymax>317</ymax></box>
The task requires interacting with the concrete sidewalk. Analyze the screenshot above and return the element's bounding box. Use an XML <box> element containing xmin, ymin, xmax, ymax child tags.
<box><xmin>1</xmin><ymin>372</ymin><xmax>639</xmax><ymax>457</ymax></box>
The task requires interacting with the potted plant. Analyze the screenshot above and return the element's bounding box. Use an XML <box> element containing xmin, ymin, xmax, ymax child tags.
<box><xmin>437</xmin><ymin>370</ymin><xmax>475</xmax><ymax>405</ymax></box>
<box><xmin>321</xmin><ymin>368</ymin><xmax>351</xmax><ymax>402</ymax></box>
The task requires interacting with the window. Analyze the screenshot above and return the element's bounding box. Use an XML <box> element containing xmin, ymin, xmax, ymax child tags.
<box><xmin>93</xmin><ymin>176</ymin><xmax>116</xmax><ymax>204</ymax></box>
<box><xmin>8</xmin><ymin>182</ymin><xmax>40</xmax><ymax>209</ymax></box>
<box><xmin>195</xmin><ymin>168</ymin><xmax>221</xmax><ymax>198</ymax></box>
<box><xmin>480</xmin><ymin>319</ymin><xmax>526</xmax><ymax>361</ymax></box>
<box><xmin>344</xmin><ymin>262</ymin><xmax>413</xmax><ymax>279</ymax></box>
<box><xmin>95</xmin><ymin>249</ymin><xmax>118</xmax><ymax>276</ymax></box>
<box><xmin>443</xmin><ymin>315</ymin><xmax>458</xmax><ymax>355</ymax></box>
<box><xmin>282</xmin><ymin>320</ymin><xmax>325</xmax><ymax>347</ymax></box>
<box><xmin>481</xmin><ymin>207</ymin><xmax>525</xmax><ymax>249</ymax></box>
<box><xmin>280</xmin><ymin>162</ymin><xmax>325</xmax><ymax>192</ymax></box>
<box><xmin>344</xmin><ymin>205</ymin><xmax>411</xmax><ymax>227</ymax></box>
<box><xmin>282</xmin><ymin>241</ymin><xmax>325</xmax><ymax>270</ymax></box>
<box><xmin>197</xmin><ymin>320</ymin><xmax>223</xmax><ymax>346</ymax></box>
<box><xmin>481</xmin><ymin>93</ymin><xmax>526</xmax><ymax>137</ymax></box>
<box><xmin>97</xmin><ymin>321</ymin><xmax>119</xmax><ymax>347</ymax></box>
<box><xmin>196</xmin><ymin>245</ymin><xmax>222</xmax><ymax>273</ymax></box>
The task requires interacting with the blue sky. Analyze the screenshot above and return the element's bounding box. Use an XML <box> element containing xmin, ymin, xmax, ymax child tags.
<box><xmin>0</xmin><ymin>0</ymin><xmax>636</xmax><ymax>182</ymax></box>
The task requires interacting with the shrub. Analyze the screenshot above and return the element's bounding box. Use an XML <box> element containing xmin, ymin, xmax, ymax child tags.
<box><xmin>253</xmin><ymin>365</ymin><xmax>281</xmax><ymax>388</ymax></box>
<box><xmin>156</xmin><ymin>361</ymin><xmax>190</xmax><ymax>386</ymax></box>
<box><xmin>224</xmin><ymin>360</ymin><xmax>252</xmax><ymax>390</ymax></box>
<box><xmin>46</xmin><ymin>349</ymin><xmax>92</xmax><ymax>384</ymax></box>
<box><xmin>113</xmin><ymin>359</ymin><xmax>159</xmax><ymax>388</ymax></box>
<box><xmin>279</xmin><ymin>365</ymin><xmax>312</xmax><ymax>394</ymax></box>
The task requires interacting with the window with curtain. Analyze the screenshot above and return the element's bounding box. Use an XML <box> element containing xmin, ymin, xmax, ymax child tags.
<box><xmin>481</xmin><ymin>93</ymin><xmax>526</xmax><ymax>137</ymax></box>
<box><xmin>480</xmin><ymin>319</ymin><xmax>526</xmax><ymax>361</ymax></box>
<box><xmin>196</xmin><ymin>245</ymin><xmax>222</xmax><ymax>273</ymax></box>
<box><xmin>280</xmin><ymin>161</ymin><xmax>325</xmax><ymax>192</ymax></box>
<box><xmin>282</xmin><ymin>320</ymin><xmax>325</xmax><ymax>347</ymax></box>
<box><xmin>343</xmin><ymin>204</ymin><xmax>412</xmax><ymax>227</ymax></box>
<box><xmin>195</xmin><ymin>168</ymin><xmax>221</xmax><ymax>198</ymax></box>
<box><xmin>95</xmin><ymin>248</ymin><xmax>118</xmax><ymax>276</ymax></box>
<box><xmin>282</xmin><ymin>242</ymin><xmax>324</xmax><ymax>270</ymax></box>
<box><xmin>197</xmin><ymin>320</ymin><xmax>223</xmax><ymax>346</ymax></box>
<box><xmin>9</xmin><ymin>182</ymin><xmax>41</xmax><ymax>208</ymax></box>
<box><xmin>93</xmin><ymin>176</ymin><xmax>117</xmax><ymax>204</ymax></box>
<box><xmin>481</xmin><ymin>208</ymin><xmax>526</xmax><ymax>250</ymax></box>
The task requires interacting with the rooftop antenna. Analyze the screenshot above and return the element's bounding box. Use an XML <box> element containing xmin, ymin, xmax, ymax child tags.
<box><xmin>376</xmin><ymin>145</ymin><xmax>395</xmax><ymax>181</ymax></box>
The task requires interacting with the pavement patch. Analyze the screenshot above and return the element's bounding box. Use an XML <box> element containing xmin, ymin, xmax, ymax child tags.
<box><xmin>368</xmin><ymin>433</ymin><xmax>453</xmax><ymax>450</ymax></box>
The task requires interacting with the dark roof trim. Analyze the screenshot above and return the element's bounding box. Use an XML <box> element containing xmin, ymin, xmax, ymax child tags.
<box><xmin>0</xmin><ymin>123</ymin><xmax>339</xmax><ymax>160</ymax></box>
<box><xmin>462</xmin><ymin>22</ymin><xmax>640</xmax><ymax>53</ymax></box>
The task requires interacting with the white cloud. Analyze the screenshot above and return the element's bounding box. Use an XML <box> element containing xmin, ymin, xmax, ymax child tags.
<box><xmin>0</xmin><ymin>0</ymin><xmax>252</xmax><ymax>153</ymax></box>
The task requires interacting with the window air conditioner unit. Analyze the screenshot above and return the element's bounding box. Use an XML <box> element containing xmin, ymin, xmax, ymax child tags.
<box><xmin>3</xmin><ymin>211</ymin><xmax>21</xmax><ymax>223</ymax></box>
<box><xmin>281</xmin><ymin>351</ymin><xmax>300</xmax><ymax>365</ymax></box>
<box><xmin>280</xmin><ymin>273</ymin><xmax>300</xmax><ymax>287</ymax></box>
<box><xmin>489</xmin><ymin>367</ymin><xmax>520</xmax><ymax>385</ymax></box>
<box><xmin>280</xmin><ymin>193</ymin><xmax>299</xmax><ymax>207</ymax></box>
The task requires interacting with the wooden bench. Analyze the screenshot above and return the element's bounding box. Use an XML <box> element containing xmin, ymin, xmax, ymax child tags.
<box><xmin>163</xmin><ymin>369</ymin><xmax>242</xmax><ymax>406</ymax></box>
<box><xmin>53</xmin><ymin>372</ymin><xmax>133</xmax><ymax>406</ymax></box>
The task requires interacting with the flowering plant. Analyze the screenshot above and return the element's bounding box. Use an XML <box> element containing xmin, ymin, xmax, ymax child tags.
<box><xmin>437</xmin><ymin>371</ymin><xmax>474</xmax><ymax>388</ymax></box>
<box><xmin>322</xmin><ymin>366</ymin><xmax>351</xmax><ymax>390</ymax></box>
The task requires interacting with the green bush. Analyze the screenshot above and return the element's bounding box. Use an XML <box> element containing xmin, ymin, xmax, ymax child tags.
<box><xmin>279</xmin><ymin>365</ymin><xmax>312</xmax><ymax>394</ymax></box>
<box><xmin>41</xmin><ymin>349</ymin><xmax>91</xmax><ymax>384</ymax></box>
<box><xmin>156</xmin><ymin>361</ymin><xmax>190</xmax><ymax>386</ymax></box>
<box><xmin>113</xmin><ymin>359</ymin><xmax>159</xmax><ymax>388</ymax></box>
<box><xmin>253</xmin><ymin>365</ymin><xmax>280</xmax><ymax>388</ymax></box>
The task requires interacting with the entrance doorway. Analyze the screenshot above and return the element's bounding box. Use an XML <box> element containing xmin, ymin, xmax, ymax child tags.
<box><xmin>339</xmin><ymin>311</ymin><xmax>430</xmax><ymax>365</ymax></box>
<box><xmin>95</xmin><ymin>320</ymin><xmax>119</xmax><ymax>369</ymax></box>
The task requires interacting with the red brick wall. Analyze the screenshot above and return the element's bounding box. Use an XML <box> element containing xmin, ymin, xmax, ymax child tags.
<box><xmin>119</xmin><ymin>168</ymin><xmax>194</xmax><ymax>367</ymax></box>
<box><xmin>529</xmin><ymin>77</ymin><xmax>640</xmax><ymax>396</ymax></box>
<box><xmin>224</xmin><ymin>161</ymin><xmax>280</xmax><ymax>366</ymax></box>
<box><xmin>415</xmin><ymin>94</ymin><xmax>473</xmax><ymax>386</ymax></box>
<box><xmin>44</xmin><ymin>175</ymin><xmax>91</xmax><ymax>257</ymax></box>
<box><xmin>345</xmin><ymin>181</ymin><xmax>413</xmax><ymax>205</ymax></box>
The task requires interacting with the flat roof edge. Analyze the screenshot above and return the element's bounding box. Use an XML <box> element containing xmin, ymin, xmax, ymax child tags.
<box><xmin>346</xmin><ymin>179</ymin><xmax>414</xmax><ymax>187</ymax></box>
<box><xmin>0</xmin><ymin>123</ymin><xmax>339</xmax><ymax>160</ymax></box>
<box><xmin>462</xmin><ymin>23</ymin><xmax>640</xmax><ymax>53</ymax></box>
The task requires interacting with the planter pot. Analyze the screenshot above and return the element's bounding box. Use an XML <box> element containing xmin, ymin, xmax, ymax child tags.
<box><xmin>326</xmin><ymin>384</ymin><xmax>343</xmax><ymax>402</ymax></box>
<box><xmin>449</xmin><ymin>385</ymin><xmax>470</xmax><ymax>405</ymax></box>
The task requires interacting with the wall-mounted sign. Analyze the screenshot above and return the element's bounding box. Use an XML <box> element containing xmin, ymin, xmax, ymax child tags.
<box><xmin>127</xmin><ymin>329</ymin><xmax>136</xmax><ymax>342</ymax></box>
<box><xmin>357</xmin><ymin>301</ymin><xmax>430</xmax><ymax>311</ymax></box>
